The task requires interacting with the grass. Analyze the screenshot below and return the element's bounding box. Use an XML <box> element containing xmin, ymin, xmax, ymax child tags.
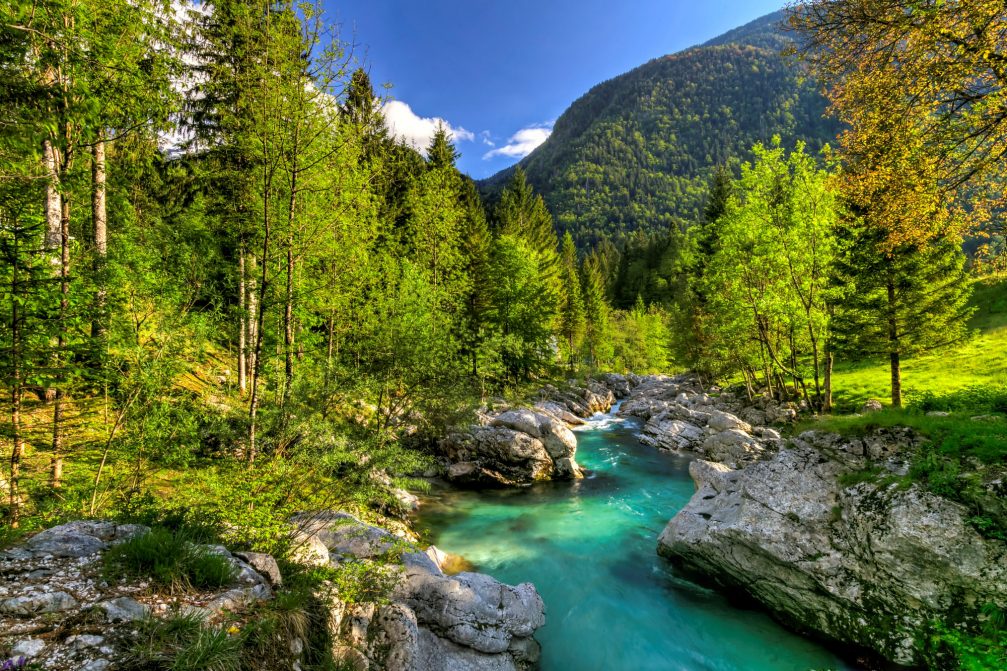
<box><xmin>829</xmin><ymin>275</ymin><xmax>1007</xmax><ymax>411</ymax></box>
<box><xmin>126</xmin><ymin>613</ymin><xmax>242</xmax><ymax>671</ymax></box>
<box><xmin>104</xmin><ymin>527</ymin><xmax>237</xmax><ymax>593</ymax></box>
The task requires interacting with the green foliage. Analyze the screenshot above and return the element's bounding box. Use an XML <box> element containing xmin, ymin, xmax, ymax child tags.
<box><xmin>104</xmin><ymin>528</ymin><xmax>237</xmax><ymax>593</ymax></box>
<box><xmin>923</xmin><ymin>604</ymin><xmax>1007</xmax><ymax>671</ymax></box>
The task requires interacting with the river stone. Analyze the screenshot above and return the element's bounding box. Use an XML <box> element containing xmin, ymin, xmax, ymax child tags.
<box><xmin>11</xmin><ymin>639</ymin><xmax>45</xmax><ymax>657</ymax></box>
<box><xmin>658</xmin><ymin>437</ymin><xmax>1007</xmax><ymax>666</ymax></box>
<box><xmin>401</xmin><ymin>570</ymin><xmax>545</xmax><ymax>654</ymax></box>
<box><xmin>97</xmin><ymin>596</ymin><xmax>149</xmax><ymax>622</ymax></box>
<box><xmin>700</xmin><ymin>429</ymin><xmax>763</xmax><ymax>468</ymax></box>
<box><xmin>533</xmin><ymin>401</ymin><xmax>585</xmax><ymax>425</ymax></box>
<box><xmin>706</xmin><ymin>409</ymin><xmax>752</xmax><ymax>434</ymax></box>
<box><xmin>491</xmin><ymin>409</ymin><xmax>544</xmax><ymax>438</ymax></box>
<box><xmin>1</xmin><ymin>591</ymin><xmax>79</xmax><ymax>616</ymax></box>
<box><xmin>639</xmin><ymin>418</ymin><xmax>703</xmax><ymax>451</ymax></box>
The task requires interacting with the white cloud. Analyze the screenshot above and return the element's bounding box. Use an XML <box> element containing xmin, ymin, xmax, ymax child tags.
<box><xmin>382</xmin><ymin>100</ymin><xmax>474</xmax><ymax>154</ymax></box>
<box><xmin>480</xmin><ymin>130</ymin><xmax>495</xmax><ymax>147</ymax></box>
<box><xmin>483</xmin><ymin>124</ymin><xmax>552</xmax><ymax>160</ymax></box>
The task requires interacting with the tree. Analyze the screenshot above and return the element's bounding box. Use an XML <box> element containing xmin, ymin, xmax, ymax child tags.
<box><xmin>702</xmin><ymin>139</ymin><xmax>838</xmax><ymax>404</ymax></box>
<box><xmin>558</xmin><ymin>232</ymin><xmax>586</xmax><ymax>370</ymax></box>
<box><xmin>581</xmin><ymin>251</ymin><xmax>613</xmax><ymax>370</ymax></box>
<box><xmin>790</xmin><ymin>0</ymin><xmax>1007</xmax><ymax>244</ymax></box>
<box><xmin>831</xmin><ymin>222</ymin><xmax>974</xmax><ymax>408</ymax></box>
<box><xmin>484</xmin><ymin>235</ymin><xmax>557</xmax><ymax>381</ymax></box>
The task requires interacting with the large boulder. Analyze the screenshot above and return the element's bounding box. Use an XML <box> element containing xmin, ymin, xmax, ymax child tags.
<box><xmin>657</xmin><ymin>434</ymin><xmax>1007</xmax><ymax>667</ymax></box>
<box><xmin>443</xmin><ymin>402</ymin><xmax>587</xmax><ymax>487</ymax></box>
<box><xmin>309</xmin><ymin>514</ymin><xmax>545</xmax><ymax>671</ymax></box>
<box><xmin>442</xmin><ymin>426</ymin><xmax>555</xmax><ymax>486</ymax></box>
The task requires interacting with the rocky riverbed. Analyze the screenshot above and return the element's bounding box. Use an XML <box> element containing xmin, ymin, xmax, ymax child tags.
<box><xmin>0</xmin><ymin>515</ymin><xmax>544</xmax><ymax>671</ymax></box>
<box><xmin>609</xmin><ymin>374</ymin><xmax>1007</xmax><ymax>668</ymax></box>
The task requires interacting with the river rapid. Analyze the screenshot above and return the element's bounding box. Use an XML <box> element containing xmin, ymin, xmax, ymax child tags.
<box><xmin>415</xmin><ymin>410</ymin><xmax>853</xmax><ymax>671</ymax></box>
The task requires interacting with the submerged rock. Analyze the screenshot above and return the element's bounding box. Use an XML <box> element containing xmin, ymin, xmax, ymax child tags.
<box><xmin>657</xmin><ymin>432</ymin><xmax>1007</xmax><ymax>666</ymax></box>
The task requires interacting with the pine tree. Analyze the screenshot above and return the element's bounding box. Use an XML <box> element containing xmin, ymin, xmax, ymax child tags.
<box><xmin>427</xmin><ymin>123</ymin><xmax>460</xmax><ymax>171</ymax></box>
<box><xmin>581</xmin><ymin>252</ymin><xmax>613</xmax><ymax>370</ymax></box>
<box><xmin>558</xmin><ymin>232</ymin><xmax>586</xmax><ymax>370</ymax></box>
<box><xmin>831</xmin><ymin>222</ymin><xmax>974</xmax><ymax>408</ymax></box>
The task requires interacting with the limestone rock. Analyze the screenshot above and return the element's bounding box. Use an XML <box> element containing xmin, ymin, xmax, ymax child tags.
<box><xmin>706</xmin><ymin>409</ymin><xmax>752</xmax><ymax>434</ymax></box>
<box><xmin>657</xmin><ymin>435</ymin><xmax>1007</xmax><ymax>666</ymax></box>
<box><xmin>12</xmin><ymin>639</ymin><xmax>45</xmax><ymax>658</ymax></box>
<box><xmin>235</xmin><ymin>551</ymin><xmax>283</xmax><ymax>587</ymax></box>
<box><xmin>638</xmin><ymin>418</ymin><xmax>703</xmax><ymax>451</ymax></box>
<box><xmin>24</xmin><ymin>521</ymin><xmax>147</xmax><ymax>558</ymax></box>
<box><xmin>1</xmin><ymin>591</ymin><xmax>79</xmax><ymax>616</ymax></box>
<box><xmin>97</xmin><ymin>597</ymin><xmax>149</xmax><ymax>622</ymax></box>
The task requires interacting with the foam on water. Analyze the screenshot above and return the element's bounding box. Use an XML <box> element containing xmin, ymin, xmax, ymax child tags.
<box><xmin>417</xmin><ymin>411</ymin><xmax>854</xmax><ymax>671</ymax></box>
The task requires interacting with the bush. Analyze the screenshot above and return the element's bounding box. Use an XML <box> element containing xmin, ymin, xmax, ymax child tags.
<box><xmin>104</xmin><ymin>527</ymin><xmax>236</xmax><ymax>593</ymax></box>
<box><xmin>911</xmin><ymin>385</ymin><xmax>1007</xmax><ymax>415</ymax></box>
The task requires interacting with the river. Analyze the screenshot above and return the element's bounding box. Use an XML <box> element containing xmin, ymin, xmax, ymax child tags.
<box><xmin>414</xmin><ymin>410</ymin><xmax>853</xmax><ymax>671</ymax></box>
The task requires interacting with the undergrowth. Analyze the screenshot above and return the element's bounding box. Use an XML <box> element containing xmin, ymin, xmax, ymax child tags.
<box><xmin>104</xmin><ymin>527</ymin><xmax>237</xmax><ymax>593</ymax></box>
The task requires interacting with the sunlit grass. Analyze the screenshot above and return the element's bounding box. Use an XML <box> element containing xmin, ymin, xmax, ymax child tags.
<box><xmin>830</xmin><ymin>275</ymin><xmax>1007</xmax><ymax>411</ymax></box>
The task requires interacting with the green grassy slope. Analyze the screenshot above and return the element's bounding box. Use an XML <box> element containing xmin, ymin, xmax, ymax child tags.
<box><xmin>830</xmin><ymin>276</ymin><xmax>1007</xmax><ymax>410</ymax></box>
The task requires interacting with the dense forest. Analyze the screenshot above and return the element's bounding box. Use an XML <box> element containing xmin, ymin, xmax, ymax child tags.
<box><xmin>0</xmin><ymin>0</ymin><xmax>676</xmax><ymax>533</ymax></box>
<box><xmin>482</xmin><ymin>11</ymin><xmax>838</xmax><ymax>247</ymax></box>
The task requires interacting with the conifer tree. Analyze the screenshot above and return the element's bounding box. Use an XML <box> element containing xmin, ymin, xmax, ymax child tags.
<box><xmin>581</xmin><ymin>252</ymin><xmax>613</xmax><ymax>370</ymax></box>
<box><xmin>558</xmin><ymin>232</ymin><xmax>586</xmax><ymax>370</ymax></box>
<box><xmin>831</xmin><ymin>222</ymin><xmax>974</xmax><ymax>408</ymax></box>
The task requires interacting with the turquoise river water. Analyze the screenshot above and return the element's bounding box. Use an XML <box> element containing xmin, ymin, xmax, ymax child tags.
<box><xmin>415</xmin><ymin>412</ymin><xmax>854</xmax><ymax>671</ymax></box>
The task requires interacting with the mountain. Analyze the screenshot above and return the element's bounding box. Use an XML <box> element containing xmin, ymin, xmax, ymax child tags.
<box><xmin>482</xmin><ymin>10</ymin><xmax>838</xmax><ymax>247</ymax></box>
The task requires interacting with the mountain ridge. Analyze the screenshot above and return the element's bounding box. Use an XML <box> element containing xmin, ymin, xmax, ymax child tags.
<box><xmin>482</xmin><ymin>9</ymin><xmax>837</xmax><ymax>246</ymax></box>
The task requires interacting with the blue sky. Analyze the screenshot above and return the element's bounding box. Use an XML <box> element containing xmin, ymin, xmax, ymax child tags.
<box><xmin>322</xmin><ymin>0</ymin><xmax>784</xmax><ymax>178</ymax></box>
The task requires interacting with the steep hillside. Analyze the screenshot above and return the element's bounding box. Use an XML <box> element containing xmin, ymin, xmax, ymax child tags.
<box><xmin>484</xmin><ymin>10</ymin><xmax>838</xmax><ymax>246</ymax></box>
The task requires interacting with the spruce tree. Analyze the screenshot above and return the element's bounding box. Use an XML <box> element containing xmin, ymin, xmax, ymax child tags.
<box><xmin>831</xmin><ymin>221</ymin><xmax>974</xmax><ymax>407</ymax></box>
<box><xmin>558</xmin><ymin>232</ymin><xmax>586</xmax><ymax>370</ymax></box>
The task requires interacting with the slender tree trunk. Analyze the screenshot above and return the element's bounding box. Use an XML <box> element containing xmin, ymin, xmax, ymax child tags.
<box><xmin>282</xmin><ymin>183</ymin><xmax>296</xmax><ymax>411</ymax></box>
<box><xmin>43</xmin><ymin>139</ymin><xmax>62</xmax><ymax>252</ymax></box>
<box><xmin>890</xmin><ymin>352</ymin><xmax>902</xmax><ymax>408</ymax></box>
<box><xmin>9</xmin><ymin>229</ymin><xmax>23</xmax><ymax>527</ymax></box>
<box><xmin>247</xmin><ymin>255</ymin><xmax>258</xmax><ymax>382</ymax></box>
<box><xmin>92</xmin><ymin>132</ymin><xmax>107</xmax><ymax>339</ymax></box>
<box><xmin>887</xmin><ymin>276</ymin><xmax>902</xmax><ymax>408</ymax></box>
<box><xmin>823</xmin><ymin>346</ymin><xmax>834</xmax><ymax>413</ymax></box>
<box><xmin>248</xmin><ymin>210</ymin><xmax>270</xmax><ymax>463</ymax></box>
<box><xmin>52</xmin><ymin>196</ymin><xmax>71</xmax><ymax>488</ymax></box>
<box><xmin>238</xmin><ymin>248</ymin><xmax>247</xmax><ymax>395</ymax></box>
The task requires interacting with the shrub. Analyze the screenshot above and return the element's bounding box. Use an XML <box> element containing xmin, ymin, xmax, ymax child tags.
<box><xmin>104</xmin><ymin>527</ymin><xmax>236</xmax><ymax>593</ymax></box>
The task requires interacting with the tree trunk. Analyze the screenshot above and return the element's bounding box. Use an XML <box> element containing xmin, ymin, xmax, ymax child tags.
<box><xmin>91</xmin><ymin>133</ymin><xmax>107</xmax><ymax>339</ymax></box>
<box><xmin>43</xmin><ymin>139</ymin><xmax>62</xmax><ymax>252</ymax></box>
<box><xmin>282</xmin><ymin>186</ymin><xmax>296</xmax><ymax>411</ymax></box>
<box><xmin>248</xmin><ymin>256</ymin><xmax>258</xmax><ymax>379</ymax></box>
<box><xmin>238</xmin><ymin>248</ymin><xmax>247</xmax><ymax>395</ymax></box>
<box><xmin>823</xmin><ymin>346</ymin><xmax>834</xmax><ymax>413</ymax></box>
<box><xmin>9</xmin><ymin>227</ymin><xmax>23</xmax><ymax>527</ymax></box>
<box><xmin>887</xmin><ymin>276</ymin><xmax>901</xmax><ymax>408</ymax></box>
<box><xmin>890</xmin><ymin>351</ymin><xmax>902</xmax><ymax>408</ymax></box>
<box><xmin>52</xmin><ymin>196</ymin><xmax>71</xmax><ymax>489</ymax></box>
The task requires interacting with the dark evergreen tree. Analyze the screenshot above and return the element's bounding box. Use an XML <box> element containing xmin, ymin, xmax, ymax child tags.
<box><xmin>831</xmin><ymin>221</ymin><xmax>974</xmax><ymax>407</ymax></box>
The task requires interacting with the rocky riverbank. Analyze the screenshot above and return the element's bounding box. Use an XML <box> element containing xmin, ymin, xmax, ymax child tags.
<box><xmin>640</xmin><ymin>396</ymin><xmax>1007</xmax><ymax>667</ymax></box>
<box><xmin>440</xmin><ymin>377</ymin><xmax>625</xmax><ymax>487</ymax></box>
<box><xmin>1</xmin><ymin>515</ymin><xmax>545</xmax><ymax>671</ymax></box>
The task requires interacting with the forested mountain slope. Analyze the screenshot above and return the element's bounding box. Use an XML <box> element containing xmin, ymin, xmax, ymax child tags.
<box><xmin>483</xmin><ymin>10</ymin><xmax>838</xmax><ymax>246</ymax></box>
